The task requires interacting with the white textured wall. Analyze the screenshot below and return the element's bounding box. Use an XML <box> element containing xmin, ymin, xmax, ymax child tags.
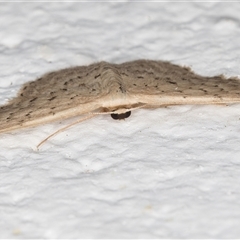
<box><xmin>1</xmin><ymin>2</ymin><xmax>240</xmax><ymax>238</ymax></box>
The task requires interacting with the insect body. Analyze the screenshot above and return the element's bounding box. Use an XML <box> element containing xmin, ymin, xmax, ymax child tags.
<box><xmin>1</xmin><ymin>59</ymin><xmax>240</xmax><ymax>134</ymax></box>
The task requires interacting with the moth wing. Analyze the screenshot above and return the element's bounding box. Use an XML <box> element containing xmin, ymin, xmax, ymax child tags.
<box><xmin>0</xmin><ymin>63</ymin><xmax>108</xmax><ymax>133</ymax></box>
<box><xmin>118</xmin><ymin>60</ymin><xmax>240</xmax><ymax>106</ymax></box>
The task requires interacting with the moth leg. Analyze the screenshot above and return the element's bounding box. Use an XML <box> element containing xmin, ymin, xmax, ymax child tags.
<box><xmin>213</xmin><ymin>103</ymin><xmax>229</xmax><ymax>106</ymax></box>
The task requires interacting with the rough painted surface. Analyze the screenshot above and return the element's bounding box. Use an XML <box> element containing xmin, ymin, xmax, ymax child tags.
<box><xmin>1</xmin><ymin>2</ymin><xmax>240</xmax><ymax>238</ymax></box>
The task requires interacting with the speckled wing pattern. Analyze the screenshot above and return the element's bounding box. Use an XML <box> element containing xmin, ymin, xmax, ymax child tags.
<box><xmin>0</xmin><ymin>62</ymin><xmax>109</xmax><ymax>133</ymax></box>
<box><xmin>1</xmin><ymin>59</ymin><xmax>240</xmax><ymax>133</ymax></box>
<box><xmin>118</xmin><ymin>60</ymin><xmax>240</xmax><ymax>104</ymax></box>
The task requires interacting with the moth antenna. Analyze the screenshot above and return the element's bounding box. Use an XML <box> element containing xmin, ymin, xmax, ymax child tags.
<box><xmin>37</xmin><ymin>114</ymin><xmax>95</xmax><ymax>150</ymax></box>
<box><xmin>37</xmin><ymin>104</ymin><xmax>147</xmax><ymax>149</ymax></box>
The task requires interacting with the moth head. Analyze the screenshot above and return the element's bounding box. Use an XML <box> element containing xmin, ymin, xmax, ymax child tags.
<box><xmin>100</xmin><ymin>102</ymin><xmax>146</xmax><ymax>120</ymax></box>
<box><xmin>111</xmin><ymin>111</ymin><xmax>131</xmax><ymax>120</ymax></box>
<box><xmin>99</xmin><ymin>105</ymin><xmax>131</xmax><ymax>120</ymax></box>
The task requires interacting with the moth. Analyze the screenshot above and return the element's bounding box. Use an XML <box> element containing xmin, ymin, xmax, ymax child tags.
<box><xmin>1</xmin><ymin>59</ymin><xmax>240</xmax><ymax>146</ymax></box>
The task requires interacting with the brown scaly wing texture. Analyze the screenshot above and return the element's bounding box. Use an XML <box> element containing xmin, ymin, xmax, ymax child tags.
<box><xmin>1</xmin><ymin>59</ymin><xmax>240</xmax><ymax>133</ymax></box>
<box><xmin>0</xmin><ymin>62</ymin><xmax>112</xmax><ymax>133</ymax></box>
<box><xmin>117</xmin><ymin>60</ymin><xmax>240</xmax><ymax>105</ymax></box>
